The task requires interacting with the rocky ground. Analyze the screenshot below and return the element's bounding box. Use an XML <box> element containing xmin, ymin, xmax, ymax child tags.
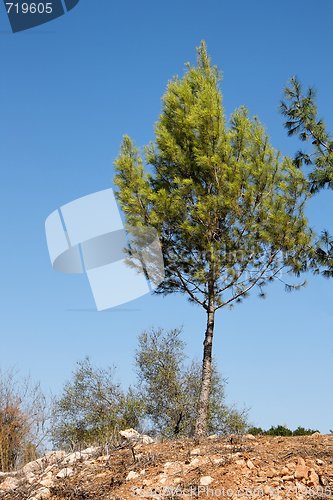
<box><xmin>1</xmin><ymin>430</ymin><xmax>333</xmax><ymax>499</ymax></box>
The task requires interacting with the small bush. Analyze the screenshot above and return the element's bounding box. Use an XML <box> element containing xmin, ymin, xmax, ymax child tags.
<box><xmin>247</xmin><ymin>424</ymin><xmax>320</xmax><ymax>437</ymax></box>
<box><xmin>266</xmin><ymin>425</ymin><xmax>293</xmax><ymax>436</ymax></box>
<box><xmin>52</xmin><ymin>328</ymin><xmax>249</xmax><ymax>448</ymax></box>
<box><xmin>292</xmin><ymin>426</ymin><xmax>319</xmax><ymax>436</ymax></box>
<box><xmin>0</xmin><ymin>370</ymin><xmax>46</xmax><ymax>471</ymax></box>
<box><xmin>247</xmin><ymin>426</ymin><xmax>264</xmax><ymax>435</ymax></box>
<box><xmin>51</xmin><ymin>357</ymin><xmax>144</xmax><ymax>450</ymax></box>
<box><xmin>135</xmin><ymin>327</ymin><xmax>248</xmax><ymax>437</ymax></box>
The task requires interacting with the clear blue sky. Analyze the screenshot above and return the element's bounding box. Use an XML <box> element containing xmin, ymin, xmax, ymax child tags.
<box><xmin>1</xmin><ymin>0</ymin><xmax>333</xmax><ymax>433</ymax></box>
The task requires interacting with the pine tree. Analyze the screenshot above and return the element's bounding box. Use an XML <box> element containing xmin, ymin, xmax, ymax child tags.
<box><xmin>281</xmin><ymin>77</ymin><xmax>333</xmax><ymax>276</ymax></box>
<box><xmin>281</xmin><ymin>76</ymin><xmax>333</xmax><ymax>192</ymax></box>
<box><xmin>114</xmin><ymin>42</ymin><xmax>314</xmax><ymax>438</ymax></box>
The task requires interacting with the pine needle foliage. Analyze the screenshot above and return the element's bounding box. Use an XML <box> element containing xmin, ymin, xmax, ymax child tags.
<box><xmin>281</xmin><ymin>76</ymin><xmax>333</xmax><ymax>192</ymax></box>
<box><xmin>281</xmin><ymin>77</ymin><xmax>333</xmax><ymax>275</ymax></box>
<box><xmin>114</xmin><ymin>42</ymin><xmax>314</xmax><ymax>437</ymax></box>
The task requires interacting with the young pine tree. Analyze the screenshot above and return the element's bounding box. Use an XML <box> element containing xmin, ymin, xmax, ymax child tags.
<box><xmin>114</xmin><ymin>42</ymin><xmax>314</xmax><ymax>438</ymax></box>
<box><xmin>281</xmin><ymin>78</ymin><xmax>333</xmax><ymax>276</ymax></box>
<box><xmin>281</xmin><ymin>77</ymin><xmax>333</xmax><ymax>192</ymax></box>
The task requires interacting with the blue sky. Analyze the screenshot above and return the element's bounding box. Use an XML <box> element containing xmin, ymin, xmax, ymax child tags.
<box><xmin>0</xmin><ymin>0</ymin><xmax>333</xmax><ymax>433</ymax></box>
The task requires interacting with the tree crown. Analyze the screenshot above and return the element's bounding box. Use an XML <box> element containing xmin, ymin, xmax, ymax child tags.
<box><xmin>115</xmin><ymin>42</ymin><xmax>314</xmax><ymax>311</ymax></box>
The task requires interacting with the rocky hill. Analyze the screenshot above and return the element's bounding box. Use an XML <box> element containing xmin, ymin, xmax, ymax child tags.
<box><xmin>1</xmin><ymin>430</ymin><xmax>333</xmax><ymax>499</ymax></box>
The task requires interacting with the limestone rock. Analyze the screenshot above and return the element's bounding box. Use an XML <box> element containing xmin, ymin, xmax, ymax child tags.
<box><xmin>200</xmin><ymin>475</ymin><xmax>214</xmax><ymax>486</ymax></box>
<box><xmin>295</xmin><ymin>457</ymin><xmax>309</xmax><ymax>480</ymax></box>
<box><xmin>307</xmin><ymin>468</ymin><xmax>319</xmax><ymax>487</ymax></box>
<box><xmin>25</xmin><ymin>472</ymin><xmax>37</xmax><ymax>485</ymax></box>
<box><xmin>163</xmin><ymin>461</ymin><xmax>184</xmax><ymax>475</ymax></box>
<box><xmin>189</xmin><ymin>457</ymin><xmax>201</xmax><ymax>467</ymax></box>
<box><xmin>126</xmin><ymin>470</ymin><xmax>139</xmax><ymax>481</ymax></box>
<box><xmin>61</xmin><ymin>451</ymin><xmax>82</xmax><ymax>465</ymax></box>
<box><xmin>244</xmin><ymin>434</ymin><xmax>256</xmax><ymax>440</ymax></box>
<box><xmin>279</xmin><ymin>466</ymin><xmax>289</xmax><ymax>476</ymax></box>
<box><xmin>30</xmin><ymin>487</ymin><xmax>51</xmax><ymax>499</ymax></box>
<box><xmin>0</xmin><ymin>476</ymin><xmax>20</xmax><ymax>491</ymax></box>
<box><xmin>22</xmin><ymin>459</ymin><xmax>43</xmax><ymax>475</ymax></box>
<box><xmin>235</xmin><ymin>459</ymin><xmax>246</xmax><ymax>467</ymax></box>
<box><xmin>119</xmin><ymin>428</ymin><xmax>154</xmax><ymax>445</ymax></box>
<box><xmin>39</xmin><ymin>472</ymin><xmax>55</xmax><ymax>488</ymax></box>
<box><xmin>266</xmin><ymin>467</ymin><xmax>278</xmax><ymax>477</ymax></box>
<box><xmin>190</xmin><ymin>447</ymin><xmax>201</xmax><ymax>456</ymax></box>
<box><xmin>56</xmin><ymin>467</ymin><xmax>74</xmax><ymax>479</ymax></box>
<box><xmin>282</xmin><ymin>475</ymin><xmax>294</xmax><ymax>481</ymax></box>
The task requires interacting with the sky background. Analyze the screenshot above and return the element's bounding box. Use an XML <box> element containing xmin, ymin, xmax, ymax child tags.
<box><xmin>0</xmin><ymin>0</ymin><xmax>333</xmax><ymax>434</ymax></box>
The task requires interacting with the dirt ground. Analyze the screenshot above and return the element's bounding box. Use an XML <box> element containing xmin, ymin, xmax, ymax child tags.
<box><xmin>2</xmin><ymin>434</ymin><xmax>333</xmax><ymax>499</ymax></box>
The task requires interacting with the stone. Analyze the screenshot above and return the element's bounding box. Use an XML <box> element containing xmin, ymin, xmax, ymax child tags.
<box><xmin>189</xmin><ymin>457</ymin><xmax>201</xmax><ymax>467</ymax></box>
<box><xmin>244</xmin><ymin>434</ymin><xmax>256</xmax><ymax>440</ymax></box>
<box><xmin>56</xmin><ymin>467</ymin><xmax>74</xmax><ymax>479</ymax></box>
<box><xmin>61</xmin><ymin>451</ymin><xmax>82</xmax><ymax>465</ymax></box>
<box><xmin>263</xmin><ymin>485</ymin><xmax>271</xmax><ymax>495</ymax></box>
<box><xmin>307</xmin><ymin>468</ymin><xmax>319</xmax><ymax>487</ymax></box>
<box><xmin>295</xmin><ymin>457</ymin><xmax>309</xmax><ymax>480</ymax></box>
<box><xmin>120</xmin><ymin>428</ymin><xmax>154</xmax><ymax>445</ymax></box>
<box><xmin>31</xmin><ymin>487</ymin><xmax>51</xmax><ymax>499</ymax></box>
<box><xmin>159</xmin><ymin>475</ymin><xmax>169</xmax><ymax>485</ymax></box>
<box><xmin>26</xmin><ymin>472</ymin><xmax>37</xmax><ymax>485</ymax></box>
<box><xmin>44</xmin><ymin>450</ymin><xmax>66</xmax><ymax>462</ymax></box>
<box><xmin>24</xmin><ymin>453</ymin><xmax>64</xmax><ymax>475</ymax></box>
<box><xmin>229</xmin><ymin>434</ymin><xmax>242</xmax><ymax>444</ymax></box>
<box><xmin>235</xmin><ymin>459</ymin><xmax>246</xmax><ymax>467</ymax></box>
<box><xmin>266</xmin><ymin>467</ymin><xmax>278</xmax><ymax>477</ymax></box>
<box><xmin>22</xmin><ymin>459</ymin><xmax>43</xmax><ymax>475</ymax></box>
<box><xmin>120</xmin><ymin>428</ymin><xmax>141</xmax><ymax>440</ymax></box>
<box><xmin>126</xmin><ymin>470</ymin><xmax>139</xmax><ymax>481</ymax></box>
<box><xmin>140</xmin><ymin>435</ymin><xmax>155</xmax><ymax>444</ymax></box>
<box><xmin>40</xmin><ymin>472</ymin><xmax>55</xmax><ymax>488</ymax></box>
<box><xmin>246</xmin><ymin>459</ymin><xmax>255</xmax><ymax>469</ymax></box>
<box><xmin>190</xmin><ymin>447</ymin><xmax>201</xmax><ymax>456</ymax></box>
<box><xmin>200</xmin><ymin>476</ymin><xmax>214</xmax><ymax>486</ymax></box>
<box><xmin>80</xmin><ymin>446</ymin><xmax>98</xmax><ymax>455</ymax></box>
<box><xmin>0</xmin><ymin>476</ymin><xmax>20</xmax><ymax>491</ymax></box>
<box><xmin>163</xmin><ymin>461</ymin><xmax>184</xmax><ymax>475</ymax></box>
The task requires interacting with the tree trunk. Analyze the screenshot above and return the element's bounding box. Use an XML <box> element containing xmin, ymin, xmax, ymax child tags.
<box><xmin>194</xmin><ymin>304</ymin><xmax>215</xmax><ymax>439</ymax></box>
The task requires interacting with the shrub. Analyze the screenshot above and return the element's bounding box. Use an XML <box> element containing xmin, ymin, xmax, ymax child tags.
<box><xmin>247</xmin><ymin>424</ymin><xmax>320</xmax><ymax>437</ymax></box>
<box><xmin>266</xmin><ymin>425</ymin><xmax>293</xmax><ymax>436</ymax></box>
<box><xmin>135</xmin><ymin>327</ymin><xmax>248</xmax><ymax>437</ymax></box>
<box><xmin>292</xmin><ymin>426</ymin><xmax>319</xmax><ymax>436</ymax></box>
<box><xmin>52</xmin><ymin>328</ymin><xmax>249</xmax><ymax>447</ymax></box>
<box><xmin>0</xmin><ymin>370</ymin><xmax>46</xmax><ymax>471</ymax></box>
<box><xmin>51</xmin><ymin>357</ymin><xmax>144</xmax><ymax>450</ymax></box>
<box><xmin>247</xmin><ymin>426</ymin><xmax>264</xmax><ymax>436</ymax></box>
